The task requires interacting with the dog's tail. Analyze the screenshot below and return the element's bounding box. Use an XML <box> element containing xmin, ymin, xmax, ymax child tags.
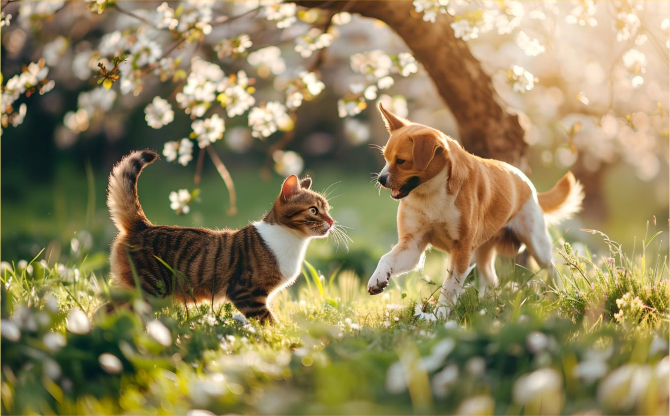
<box><xmin>107</xmin><ymin>150</ymin><xmax>159</xmax><ymax>234</ymax></box>
<box><xmin>537</xmin><ymin>171</ymin><xmax>584</xmax><ymax>226</ymax></box>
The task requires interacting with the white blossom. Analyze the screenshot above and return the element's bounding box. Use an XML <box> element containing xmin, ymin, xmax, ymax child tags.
<box><xmin>264</xmin><ymin>2</ymin><xmax>297</xmax><ymax>29</ymax></box>
<box><xmin>131</xmin><ymin>35</ymin><xmax>162</xmax><ymax>67</ymax></box>
<box><xmin>516</xmin><ymin>31</ymin><xmax>545</xmax><ymax>56</ymax></box>
<box><xmin>451</xmin><ymin>18</ymin><xmax>479</xmax><ymax>41</ymax></box>
<box><xmin>18</xmin><ymin>1</ymin><xmax>65</xmax><ymax>24</ymax></box>
<box><xmin>169</xmin><ymin>189</ymin><xmax>192</xmax><ymax>214</ymax></box>
<box><xmin>155</xmin><ymin>2</ymin><xmax>179</xmax><ymax>30</ymax></box>
<box><xmin>1</xmin><ymin>12</ymin><xmax>12</xmax><ymax>27</ymax></box>
<box><xmin>192</xmin><ymin>114</ymin><xmax>225</xmax><ymax>148</ymax></box>
<box><xmin>509</xmin><ymin>65</ymin><xmax>537</xmax><ymax>93</ymax></box>
<box><xmin>294</xmin><ymin>28</ymin><xmax>333</xmax><ymax>58</ymax></box>
<box><xmin>413</xmin><ymin>0</ymin><xmax>450</xmax><ymax>23</ymax></box>
<box><xmin>176</xmin><ymin>59</ymin><xmax>225</xmax><ymax>117</ymax></box>
<box><xmin>247</xmin><ymin>46</ymin><xmax>286</xmax><ymax>76</ymax></box>
<box><xmin>565</xmin><ymin>0</ymin><xmax>597</xmax><ymax>27</ymax></box>
<box><xmin>273</xmin><ymin>150</ymin><xmax>303</xmax><ymax>176</ymax></box>
<box><xmin>42</xmin><ymin>37</ymin><xmax>68</xmax><ymax>66</ymax></box>
<box><xmin>285</xmin><ymin>71</ymin><xmax>325</xmax><ymax>109</ymax></box>
<box><xmin>98</xmin><ymin>31</ymin><xmax>131</xmax><ymax>57</ymax></box>
<box><xmin>178</xmin><ymin>138</ymin><xmax>194</xmax><ymax>166</ymax></box>
<box><xmin>145</xmin><ymin>97</ymin><xmax>174</xmax><ymax>129</ymax></box>
<box><xmin>248</xmin><ymin>101</ymin><xmax>291</xmax><ymax>138</ymax></box>
<box><xmin>163</xmin><ymin>141</ymin><xmax>179</xmax><ymax>162</ymax></box>
<box><xmin>614</xmin><ymin>11</ymin><xmax>640</xmax><ymax>42</ymax></box>
<box><xmin>215</xmin><ymin>35</ymin><xmax>252</xmax><ymax>59</ymax></box>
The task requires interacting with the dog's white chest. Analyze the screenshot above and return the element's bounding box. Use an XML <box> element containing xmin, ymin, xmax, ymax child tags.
<box><xmin>402</xmin><ymin>170</ymin><xmax>461</xmax><ymax>241</ymax></box>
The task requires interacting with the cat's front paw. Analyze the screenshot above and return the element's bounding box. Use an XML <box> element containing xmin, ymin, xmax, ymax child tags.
<box><xmin>367</xmin><ymin>270</ymin><xmax>391</xmax><ymax>295</ymax></box>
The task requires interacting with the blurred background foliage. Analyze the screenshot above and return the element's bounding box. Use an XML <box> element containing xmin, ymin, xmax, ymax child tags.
<box><xmin>1</xmin><ymin>0</ymin><xmax>668</xmax><ymax>266</ymax></box>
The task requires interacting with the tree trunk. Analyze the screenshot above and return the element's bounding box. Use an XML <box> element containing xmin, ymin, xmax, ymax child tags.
<box><xmin>297</xmin><ymin>0</ymin><xmax>529</xmax><ymax>171</ymax></box>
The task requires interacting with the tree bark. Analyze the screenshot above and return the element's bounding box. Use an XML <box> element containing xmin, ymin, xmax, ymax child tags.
<box><xmin>297</xmin><ymin>0</ymin><xmax>529</xmax><ymax>171</ymax></box>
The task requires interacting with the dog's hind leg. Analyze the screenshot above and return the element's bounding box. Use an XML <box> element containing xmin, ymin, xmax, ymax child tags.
<box><xmin>475</xmin><ymin>239</ymin><xmax>498</xmax><ymax>298</ymax></box>
<box><xmin>510</xmin><ymin>199</ymin><xmax>562</xmax><ymax>289</ymax></box>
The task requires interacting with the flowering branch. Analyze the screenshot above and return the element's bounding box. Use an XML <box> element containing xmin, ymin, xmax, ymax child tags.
<box><xmin>205</xmin><ymin>145</ymin><xmax>237</xmax><ymax>216</ymax></box>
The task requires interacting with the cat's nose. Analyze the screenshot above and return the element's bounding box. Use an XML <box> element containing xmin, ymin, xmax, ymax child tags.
<box><xmin>325</xmin><ymin>216</ymin><xmax>334</xmax><ymax>227</ymax></box>
<box><xmin>378</xmin><ymin>174</ymin><xmax>388</xmax><ymax>187</ymax></box>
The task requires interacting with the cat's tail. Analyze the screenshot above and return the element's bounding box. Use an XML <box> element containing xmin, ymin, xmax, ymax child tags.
<box><xmin>107</xmin><ymin>150</ymin><xmax>159</xmax><ymax>234</ymax></box>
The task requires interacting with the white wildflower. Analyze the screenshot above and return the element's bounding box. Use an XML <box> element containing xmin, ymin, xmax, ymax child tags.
<box><xmin>1</xmin><ymin>320</ymin><xmax>20</xmax><ymax>341</ymax></box>
<box><xmin>147</xmin><ymin>320</ymin><xmax>172</xmax><ymax>346</ymax></box>
<box><xmin>67</xmin><ymin>308</ymin><xmax>91</xmax><ymax>334</ymax></box>
<box><xmin>43</xmin><ymin>332</ymin><xmax>66</xmax><ymax>351</ymax></box>
<box><xmin>526</xmin><ymin>331</ymin><xmax>549</xmax><ymax>353</ymax></box>
<box><xmin>414</xmin><ymin>304</ymin><xmax>436</xmax><ymax>322</ymax></box>
<box><xmin>456</xmin><ymin>395</ymin><xmax>495</xmax><ymax>415</ymax></box>
<box><xmin>145</xmin><ymin>97</ymin><xmax>174</xmax><ymax>129</ymax></box>
<box><xmin>99</xmin><ymin>353</ymin><xmax>123</xmax><ymax>374</ymax></box>
<box><xmin>513</xmin><ymin>368</ymin><xmax>563</xmax><ymax>414</ymax></box>
<box><xmin>432</xmin><ymin>363</ymin><xmax>459</xmax><ymax>397</ymax></box>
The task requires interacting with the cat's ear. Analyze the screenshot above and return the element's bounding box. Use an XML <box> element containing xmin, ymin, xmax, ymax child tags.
<box><xmin>300</xmin><ymin>177</ymin><xmax>312</xmax><ymax>190</ymax></box>
<box><xmin>281</xmin><ymin>175</ymin><xmax>301</xmax><ymax>200</ymax></box>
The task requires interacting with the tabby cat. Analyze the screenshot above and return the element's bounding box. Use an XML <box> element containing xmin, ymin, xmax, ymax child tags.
<box><xmin>107</xmin><ymin>150</ymin><xmax>333</xmax><ymax>323</ymax></box>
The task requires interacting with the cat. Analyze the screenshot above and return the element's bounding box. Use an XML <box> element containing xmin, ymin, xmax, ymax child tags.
<box><xmin>107</xmin><ymin>150</ymin><xmax>334</xmax><ymax>323</ymax></box>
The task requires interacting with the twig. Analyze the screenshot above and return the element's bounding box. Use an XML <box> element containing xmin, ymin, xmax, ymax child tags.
<box><xmin>113</xmin><ymin>3</ymin><xmax>155</xmax><ymax>27</ymax></box>
<box><xmin>260</xmin><ymin>113</ymin><xmax>298</xmax><ymax>180</ymax></box>
<box><xmin>193</xmin><ymin>146</ymin><xmax>206</xmax><ymax>185</ymax></box>
<box><xmin>205</xmin><ymin>145</ymin><xmax>237</xmax><ymax>216</ymax></box>
<box><xmin>211</xmin><ymin>5</ymin><xmax>262</xmax><ymax>27</ymax></box>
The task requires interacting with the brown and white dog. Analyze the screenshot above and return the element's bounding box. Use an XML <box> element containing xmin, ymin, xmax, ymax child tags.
<box><xmin>368</xmin><ymin>103</ymin><xmax>584</xmax><ymax>317</ymax></box>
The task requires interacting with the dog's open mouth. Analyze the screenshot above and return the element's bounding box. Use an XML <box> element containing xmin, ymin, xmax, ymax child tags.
<box><xmin>390</xmin><ymin>176</ymin><xmax>421</xmax><ymax>199</ymax></box>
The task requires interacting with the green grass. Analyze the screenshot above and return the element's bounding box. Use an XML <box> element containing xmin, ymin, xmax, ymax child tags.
<box><xmin>1</xmin><ymin>226</ymin><xmax>668</xmax><ymax>415</ymax></box>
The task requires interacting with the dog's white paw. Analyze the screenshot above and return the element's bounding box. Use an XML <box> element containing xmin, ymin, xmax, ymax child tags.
<box><xmin>367</xmin><ymin>269</ymin><xmax>391</xmax><ymax>295</ymax></box>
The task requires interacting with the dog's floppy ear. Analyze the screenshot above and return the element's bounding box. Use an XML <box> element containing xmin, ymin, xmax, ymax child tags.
<box><xmin>412</xmin><ymin>132</ymin><xmax>444</xmax><ymax>172</ymax></box>
<box><xmin>446</xmin><ymin>146</ymin><xmax>467</xmax><ymax>195</ymax></box>
<box><xmin>378</xmin><ymin>102</ymin><xmax>409</xmax><ymax>133</ymax></box>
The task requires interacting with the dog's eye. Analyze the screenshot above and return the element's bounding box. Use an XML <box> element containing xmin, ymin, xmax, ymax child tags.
<box><xmin>396</xmin><ymin>158</ymin><xmax>405</xmax><ymax>165</ymax></box>
<box><xmin>309</xmin><ymin>207</ymin><xmax>318</xmax><ymax>215</ymax></box>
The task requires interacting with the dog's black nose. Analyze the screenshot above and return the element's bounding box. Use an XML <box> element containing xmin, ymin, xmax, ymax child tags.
<box><xmin>378</xmin><ymin>174</ymin><xmax>388</xmax><ymax>187</ymax></box>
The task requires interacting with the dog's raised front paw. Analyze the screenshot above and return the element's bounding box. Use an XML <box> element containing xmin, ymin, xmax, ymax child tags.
<box><xmin>367</xmin><ymin>271</ymin><xmax>390</xmax><ymax>295</ymax></box>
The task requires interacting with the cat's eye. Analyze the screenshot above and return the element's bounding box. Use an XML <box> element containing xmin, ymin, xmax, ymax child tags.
<box><xmin>309</xmin><ymin>207</ymin><xmax>318</xmax><ymax>215</ymax></box>
<box><xmin>396</xmin><ymin>158</ymin><xmax>405</xmax><ymax>165</ymax></box>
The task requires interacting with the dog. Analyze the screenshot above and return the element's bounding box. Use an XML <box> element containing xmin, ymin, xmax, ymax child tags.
<box><xmin>368</xmin><ymin>103</ymin><xmax>584</xmax><ymax>317</ymax></box>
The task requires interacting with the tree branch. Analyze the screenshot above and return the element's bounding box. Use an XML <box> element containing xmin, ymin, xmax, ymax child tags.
<box><xmin>205</xmin><ymin>145</ymin><xmax>237</xmax><ymax>216</ymax></box>
<box><xmin>296</xmin><ymin>0</ymin><xmax>529</xmax><ymax>171</ymax></box>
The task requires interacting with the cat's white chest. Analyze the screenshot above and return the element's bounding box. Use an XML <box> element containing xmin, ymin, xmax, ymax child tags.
<box><xmin>253</xmin><ymin>222</ymin><xmax>310</xmax><ymax>280</ymax></box>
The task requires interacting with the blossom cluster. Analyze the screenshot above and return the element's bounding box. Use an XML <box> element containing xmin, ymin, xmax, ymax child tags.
<box><xmin>338</xmin><ymin>50</ymin><xmax>419</xmax><ymax>117</ymax></box>
<box><xmin>1</xmin><ymin>60</ymin><xmax>52</xmax><ymax>135</ymax></box>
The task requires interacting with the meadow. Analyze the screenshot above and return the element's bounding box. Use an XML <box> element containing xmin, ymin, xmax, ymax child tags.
<box><xmin>1</xmin><ymin>163</ymin><xmax>668</xmax><ymax>415</ymax></box>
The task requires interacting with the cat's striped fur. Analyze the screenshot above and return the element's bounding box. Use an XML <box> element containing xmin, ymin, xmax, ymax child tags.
<box><xmin>107</xmin><ymin>150</ymin><xmax>333</xmax><ymax>323</ymax></box>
